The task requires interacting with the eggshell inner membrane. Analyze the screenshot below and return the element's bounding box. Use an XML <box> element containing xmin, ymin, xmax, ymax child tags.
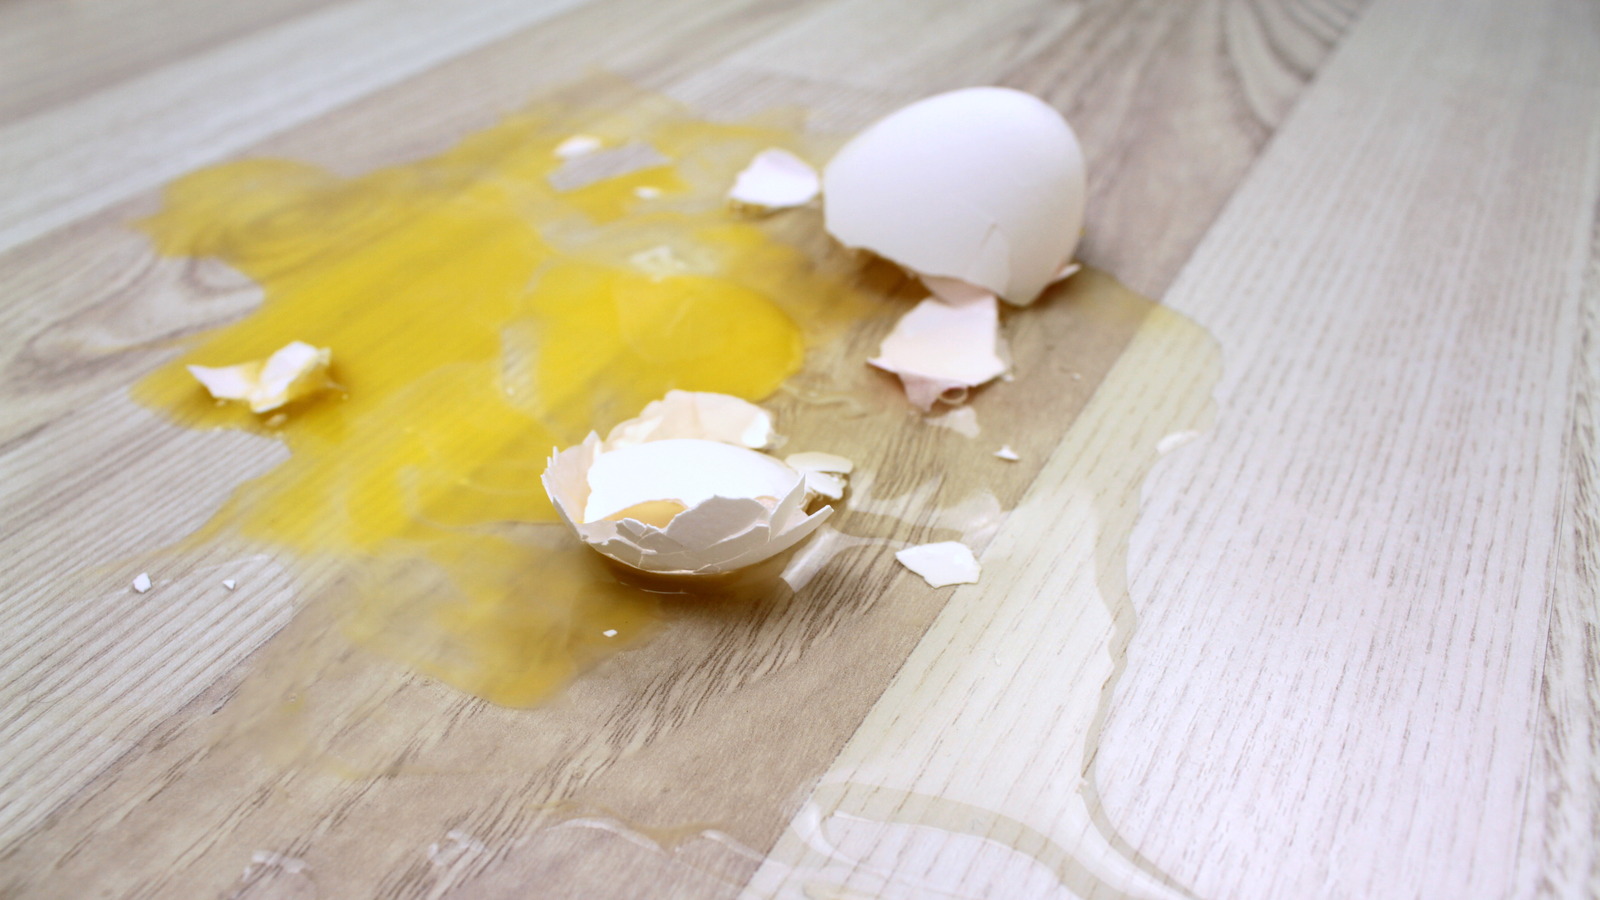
<box><xmin>582</xmin><ymin>438</ymin><xmax>801</xmax><ymax>524</ymax></box>
<box><xmin>868</xmin><ymin>293</ymin><xmax>1006</xmax><ymax>410</ymax></box>
<box><xmin>822</xmin><ymin>87</ymin><xmax>1086</xmax><ymax>306</ymax></box>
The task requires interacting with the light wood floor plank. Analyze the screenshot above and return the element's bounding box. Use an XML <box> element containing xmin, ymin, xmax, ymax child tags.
<box><xmin>747</xmin><ymin>0</ymin><xmax>1600</xmax><ymax>896</ymax></box>
<box><xmin>0</xmin><ymin>0</ymin><xmax>597</xmax><ymax>255</ymax></box>
<box><xmin>0</xmin><ymin>0</ymin><xmax>337</xmax><ymax>126</ymax></box>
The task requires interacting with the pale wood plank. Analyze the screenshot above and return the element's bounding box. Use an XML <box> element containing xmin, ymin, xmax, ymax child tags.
<box><xmin>0</xmin><ymin>0</ymin><xmax>597</xmax><ymax>255</ymax></box>
<box><xmin>1531</xmin><ymin>206</ymin><xmax>1600</xmax><ymax>897</ymax></box>
<box><xmin>0</xmin><ymin>0</ymin><xmax>336</xmax><ymax>126</ymax></box>
<box><xmin>746</xmin><ymin>0</ymin><xmax>1600</xmax><ymax>896</ymax></box>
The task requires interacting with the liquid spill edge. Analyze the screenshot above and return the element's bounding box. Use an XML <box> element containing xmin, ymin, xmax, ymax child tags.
<box><xmin>741</xmin><ymin>301</ymin><xmax>1221</xmax><ymax>900</ymax></box>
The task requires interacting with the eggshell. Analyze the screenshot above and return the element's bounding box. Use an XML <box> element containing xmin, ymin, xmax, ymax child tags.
<box><xmin>187</xmin><ymin>340</ymin><xmax>333</xmax><ymax>413</ymax></box>
<box><xmin>187</xmin><ymin>362</ymin><xmax>258</xmax><ymax>402</ymax></box>
<box><xmin>783</xmin><ymin>452</ymin><xmax>853</xmax><ymax>474</ymax></box>
<box><xmin>868</xmin><ymin>291</ymin><xmax>1006</xmax><ymax>411</ymax></box>
<box><xmin>822</xmin><ymin>87</ymin><xmax>1086</xmax><ymax>306</ymax></box>
<box><xmin>784</xmin><ymin>451</ymin><xmax>856</xmax><ymax>501</ymax></box>
<box><xmin>582</xmin><ymin>439</ymin><xmax>798</xmax><ymax>523</ymax></box>
<box><xmin>894</xmin><ymin>541</ymin><xmax>981</xmax><ymax>587</ymax></box>
<box><xmin>728</xmin><ymin>148</ymin><xmax>821</xmax><ymax>210</ymax></box>
<box><xmin>603</xmin><ymin>390</ymin><xmax>774</xmax><ymax>449</ymax></box>
<box><xmin>554</xmin><ymin>134</ymin><xmax>603</xmax><ymax>159</ymax></box>
<box><xmin>543</xmin><ymin>392</ymin><xmax>843</xmax><ymax>576</ymax></box>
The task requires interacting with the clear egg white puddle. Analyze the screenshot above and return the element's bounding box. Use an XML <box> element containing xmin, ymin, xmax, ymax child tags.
<box><xmin>743</xmin><ymin>305</ymin><xmax>1219</xmax><ymax>900</ymax></box>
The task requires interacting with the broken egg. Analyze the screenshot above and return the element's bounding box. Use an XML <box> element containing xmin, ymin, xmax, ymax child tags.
<box><xmin>187</xmin><ymin>340</ymin><xmax>334</xmax><ymax>413</ymax></box>
<box><xmin>543</xmin><ymin>391</ymin><xmax>846</xmax><ymax>576</ymax></box>
<box><xmin>822</xmin><ymin>87</ymin><xmax>1086</xmax><ymax>306</ymax></box>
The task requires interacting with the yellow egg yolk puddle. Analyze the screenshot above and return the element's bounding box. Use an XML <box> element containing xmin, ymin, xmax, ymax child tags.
<box><xmin>133</xmin><ymin>89</ymin><xmax>870</xmax><ymax>706</ymax></box>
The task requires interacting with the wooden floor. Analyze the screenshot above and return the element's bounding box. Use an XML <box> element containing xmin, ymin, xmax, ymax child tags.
<box><xmin>1</xmin><ymin>0</ymin><xmax>1597</xmax><ymax>897</ymax></box>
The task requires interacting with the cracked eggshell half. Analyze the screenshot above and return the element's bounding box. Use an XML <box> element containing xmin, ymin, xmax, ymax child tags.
<box><xmin>822</xmin><ymin>87</ymin><xmax>1086</xmax><ymax>307</ymax></box>
<box><xmin>543</xmin><ymin>392</ymin><xmax>837</xmax><ymax>576</ymax></box>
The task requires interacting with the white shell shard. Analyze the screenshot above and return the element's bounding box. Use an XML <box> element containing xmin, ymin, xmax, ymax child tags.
<box><xmin>994</xmin><ymin>445</ymin><xmax>1021</xmax><ymax>461</ymax></box>
<box><xmin>543</xmin><ymin>393</ymin><xmax>842</xmax><ymax>576</ymax></box>
<box><xmin>554</xmin><ymin>134</ymin><xmax>603</xmax><ymax>159</ymax></box>
<box><xmin>729</xmin><ymin>148</ymin><xmax>821</xmax><ymax>210</ymax></box>
<box><xmin>894</xmin><ymin>541</ymin><xmax>981</xmax><ymax>587</ymax></box>
<box><xmin>822</xmin><ymin>87</ymin><xmax>1086</xmax><ymax>306</ymax></box>
<box><xmin>132</xmin><ymin>572</ymin><xmax>152</xmax><ymax>593</ymax></box>
<box><xmin>222</xmin><ymin>579</ymin><xmax>237</xmax><ymax>590</ymax></box>
<box><xmin>604</xmin><ymin>390</ymin><xmax>775</xmax><ymax>450</ymax></box>
<box><xmin>186</xmin><ymin>362</ymin><xmax>259</xmax><ymax>401</ymax></box>
<box><xmin>187</xmin><ymin>340</ymin><xmax>333</xmax><ymax>413</ymax></box>
<box><xmin>783</xmin><ymin>452</ymin><xmax>853</xmax><ymax>474</ymax></box>
<box><xmin>582</xmin><ymin>439</ymin><xmax>799</xmax><ymax>524</ymax></box>
<box><xmin>869</xmin><ymin>293</ymin><xmax>1006</xmax><ymax>411</ymax></box>
<box><xmin>785</xmin><ymin>451</ymin><xmax>855</xmax><ymax>501</ymax></box>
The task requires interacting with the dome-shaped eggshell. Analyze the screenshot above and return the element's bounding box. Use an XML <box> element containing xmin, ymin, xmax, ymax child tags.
<box><xmin>822</xmin><ymin>87</ymin><xmax>1086</xmax><ymax>306</ymax></box>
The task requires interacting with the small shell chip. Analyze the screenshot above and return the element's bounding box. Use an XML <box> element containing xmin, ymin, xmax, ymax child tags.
<box><xmin>729</xmin><ymin>148</ymin><xmax>821</xmax><ymax>210</ymax></box>
<box><xmin>894</xmin><ymin>541</ymin><xmax>981</xmax><ymax>587</ymax></box>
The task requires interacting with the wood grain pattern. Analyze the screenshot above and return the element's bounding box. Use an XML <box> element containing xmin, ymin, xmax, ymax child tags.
<box><xmin>753</xmin><ymin>0</ymin><xmax>1600</xmax><ymax>892</ymax></box>
<box><xmin>1535</xmin><ymin>191</ymin><xmax>1600</xmax><ymax>897</ymax></box>
<box><xmin>0</xmin><ymin>0</ymin><xmax>598</xmax><ymax>255</ymax></box>
<box><xmin>1100</xmin><ymin>0</ymin><xmax>1600</xmax><ymax>896</ymax></box>
<box><xmin>8</xmin><ymin>0</ymin><xmax>1590</xmax><ymax>897</ymax></box>
<box><xmin>0</xmin><ymin>0</ymin><xmax>337</xmax><ymax>126</ymax></box>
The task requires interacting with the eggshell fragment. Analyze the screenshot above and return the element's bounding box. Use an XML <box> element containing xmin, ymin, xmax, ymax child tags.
<box><xmin>554</xmin><ymin>135</ymin><xmax>603</xmax><ymax>159</ymax></box>
<box><xmin>132</xmin><ymin>572</ymin><xmax>152</xmax><ymax>593</ymax></box>
<box><xmin>994</xmin><ymin>445</ymin><xmax>1020</xmax><ymax>461</ymax></box>
<box><xmin>187</xmin><ymin>341</ymin><xmax>333</xmax><ymax>413</ymax></box>
<box><xmin>783</xmin><ymin>451</ymin><xmax>853</xmax><ymax>474</ymax></box>
<box><xmin>604</xmin><ymin>390</ymin><xmax>775</xmax><ymax>450</ymax></box>
<box><xmin>543</xmin><ymin>392</ymin><xmax>842</xmax><ymax>576</ymax></box>
<box><xmin>583</xmin><ymin>439</ymin><xmax>798</xmax><ymax>524</ymax></box>
<box><xmin>729</xmin><ymin>148</ymin><xmax>820</xmax><ymax>210</ymax></box>
<box><xmin>187</xmin><ymin>363</ymin><xmax>259</xmax><ymax>402</ymax></box>
<box><xmin>785</xmin><ymin>451</ymin><xmax>855</xmax><ymax>501</ymax></box>
<box><xmin>894</xmin><ymin>541</ymin><xmax>981</xmax><ymax>587</ymax></box>
<box><xmin>869</xmin><ymin>292</ymin><xmax>1006</xmax><ymax>411</ymax></box>
<box><xmin>822</xmin><ymin>87</ymin><xmax>1086</xmax><ymax>306</ymax></box>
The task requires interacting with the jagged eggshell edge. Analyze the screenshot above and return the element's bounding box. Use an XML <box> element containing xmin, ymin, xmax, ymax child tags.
<box><xmin>543</xmin><ymin>434</ymin><xmax>833</xmax><ymax>576</ymax></box>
